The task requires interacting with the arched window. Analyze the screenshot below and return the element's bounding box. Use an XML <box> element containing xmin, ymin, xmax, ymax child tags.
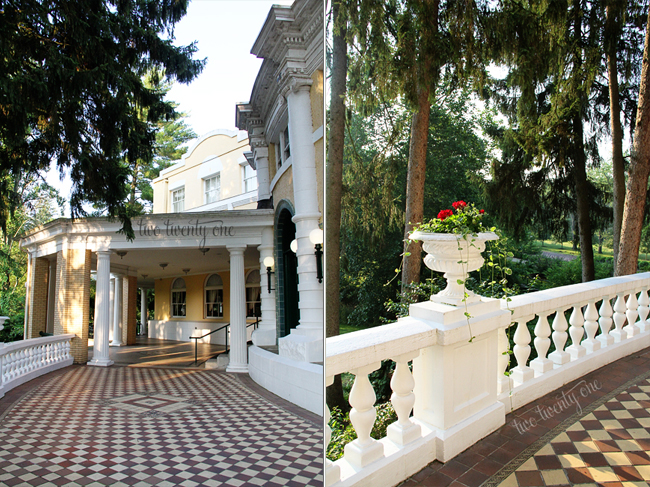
<box><xmin>205</xmin><ymin>274</ymin><xmax>224</xmax><ymax>318</ymax></box>
<box><xmin>171</xmin><ymin>278</ymin><xmax>186</xmax><ymax>317</ymax></box>
<box><xmin>246</xmin><ymin>269</ymin><xmax>261</xmax><ymax>319</ymax></box>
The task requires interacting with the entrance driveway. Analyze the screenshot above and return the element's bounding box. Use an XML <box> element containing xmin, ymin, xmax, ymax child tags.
<box><xmin>0</xmin><ymin>366</ymin><xmax>323</xmax><ymax>486</ymax></box>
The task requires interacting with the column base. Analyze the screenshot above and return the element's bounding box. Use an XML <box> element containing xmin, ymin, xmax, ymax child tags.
<box><xmin>226</xmin><ymin>363</ymin><xmax>249</xmax><ymax>373</ymax></box>
<box><xmin>252</xmin><ymin>328</ymin><xmax>277</xmax><ymax>347</ymax></box>
<box><xmin>278</xmin><ymin>333</ymin><xmax>323</xmax><ymax>363</ymax></box>
<box><xmin>88</xmin><ymin>358</ymin><xmax>114</xmax><ymax>367</ymax></box>
<box><xmin>109</xmin><ymin>342</ymin><xmax>125</xmax><ymax>347</ymax></box>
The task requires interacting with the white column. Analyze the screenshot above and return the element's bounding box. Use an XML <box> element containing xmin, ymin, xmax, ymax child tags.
<box><xmin>108</xmin><ymin>278</ymin><xmax>114</xmax><ymax>342</ymax></box>
<box><xmin>226</xmin><ymin>246</ymin><xmax>248</xmax><ymax>373</ymax></box>
<box><xmin>89</xmin><ymin>251</ymin><xmax>113</xmax><ymax>367</ymax></box>
<box><xmin>140</xmin><ymin>288</ymin><xmax>148</xmax><ymax>336</ymax></box>
<box><xmin>253</xmin><ymin>227</ymin><xmax>276</xmax><ymax>346</ymax></box>
<box><xmin>23</xmin><ymin>254</ymin><xmax>33</xmax><ymax>340</ymax></box>
<box><xmin>111</xmin><ymin>276</ymin><xmax>123</xmax><ymax>346</ymax></box>
<box><xmin>278</xmin><ymin>79</ymin><xmax>323</xmax><ymax>363</ymax></box>
<box><xmin>46</xmin><ymin>259</ymin><xmax>56</xmax><ymax>334</ymax></box>
<box><xmin>252</xmin><ymin>143</ymin><xmax>271</xmax><ymax>202</ymax></box>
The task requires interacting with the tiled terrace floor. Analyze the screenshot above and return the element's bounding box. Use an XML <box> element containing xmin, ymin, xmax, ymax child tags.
<box><xmin>0</xmin><ymin>365</ymin><xmax>323</xmax><ymax>487</ymax></box>
<box><xmin>87</xmin><ymin>337</ymin><xmax>225</xmax><ymax>368</ymax></box>
<box><xmin>401</xmin><ymin>345</ymin><xmax>650</xmax><ymax>487</ymax></box>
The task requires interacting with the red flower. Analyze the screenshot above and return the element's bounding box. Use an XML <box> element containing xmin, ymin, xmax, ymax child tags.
<box><xmin>438</xmin><ymin>209</ymin><xmax>453</xmax><ymax>221</ymax></box>
<box><xmin>452</xmin><ymin>200</ymin><xmax>467</xmax><ymax>210</ymax></box>
<box><xmin>479</xmin><ymin>209</ymin><xmax>485</xmax><ymax>214</ymax></box>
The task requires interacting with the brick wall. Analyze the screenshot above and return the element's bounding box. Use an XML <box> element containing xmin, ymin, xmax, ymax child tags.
<box><xmin>26</xmin><ymin>257</ymin><xmax>49</xmax><ymax>338</ymax></box>
<box><xmin>122</xmin><ymin>276</ymin><xmax>137</xmax><ymax>345</ymax></box>
<box><xmin>53</xmin><ymin>249</ymin><xmax>91</xmax><ymax>364</ymax></box>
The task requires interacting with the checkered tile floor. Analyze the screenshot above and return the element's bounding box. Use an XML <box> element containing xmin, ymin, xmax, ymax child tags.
<box><xmin>0</xmin><ymin>367</ymin><xmax>323</xmax><ymax>486</ymax></box>
<box><xmin>497</xmin><ymin>379</ymin><xmax>650</xmax><ymax>486</ymax></box>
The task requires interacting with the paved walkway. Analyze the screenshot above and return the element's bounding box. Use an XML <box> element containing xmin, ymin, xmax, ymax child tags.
<box><xmin>401</xmin><ymin>345</ymin><xmax>650</xmax><ymax>487</ymax></box>
<box><xmin>88</xmin><ymin>337</ymin><xmax>225</xmax><ymax>368</ymax></box>
<box><xmin>0</xmin><ymin>365</ymin><xmax>323</xmax><ymax>487</ymax></box>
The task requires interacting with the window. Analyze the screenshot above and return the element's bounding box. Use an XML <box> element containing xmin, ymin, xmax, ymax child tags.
<box><xmin>205</xmin><ymin>274</ymin><xmax>224</xmax><ymax>318</ymax></box>
<box><xmin>242</xmin><ymin>164</ymin><xmax>257</xmax><ymax>193</ymax></box>
<box><xmin>171</xmin><ymin>278</ymin><xmax>186</xmax><ymax>317</ymax></box>
<box><xmin>245</xmin><ymin>270</ymin><xmax>261</xmax><ymax>319</ymax></box>
<box><xmin>172</xmin><ymin>187</ymin><xmax>185</xmax><ymax>212</ymax></box>
<box><xmin>204</xmin><ymin>175</ymin><xmax>220</xmax><ymax>204</ymax></box>
<box><xmin>275</xmin><ymin>126</ymin><xmax>291</xmax><ymax>168</ymax></box>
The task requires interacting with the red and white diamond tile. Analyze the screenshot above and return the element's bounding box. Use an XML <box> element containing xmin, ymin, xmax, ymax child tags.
<box><xmin>0</xmin><ymin>367</ymin><xmax>323</xmax><ymax>486</ymax></box>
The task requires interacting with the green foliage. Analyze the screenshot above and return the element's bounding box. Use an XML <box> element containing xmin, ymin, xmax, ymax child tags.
<box><xmin>414</xmin><ymin>202</ymin><xmax>487</xmax><ymax>235</ymax></box>
<box><xmin>0</xmin><ymin>0</ymin><xmax>205</xmax><ymax>236</ymax></box>
<box><xmin>327</xmin><ymin>402</ymin><xmax>398</xmax><ymax>462</ymax></box>
<box><xmin>0</xmin><ymin>176</ymin><xmax>63</xmax><ymax>342</ymax></box>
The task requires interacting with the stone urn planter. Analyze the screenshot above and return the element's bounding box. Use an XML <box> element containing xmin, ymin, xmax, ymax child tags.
<box><xmin>409</xmin><ymin>231</ymin><xmax>499</xmax><ymax>306</ymax></box>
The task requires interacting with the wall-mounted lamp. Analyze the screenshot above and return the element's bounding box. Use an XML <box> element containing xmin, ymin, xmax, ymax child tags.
<box><xmin>116</xmin><ymin>251</ymin><xmax>127</xmax><ymax>259</ymax></box>
<box><xmin>290</xmin><ymin>239</ymin><xmax>298</xmax><ymax>253</ymax></box>
<box><xmin>264</xmin><ymin>256</ymin><xmax>275</xmax><ymax>293</ymax></box>
<box><xmin>310</xmin><ymin>228</ymin><xmax>324</xmax><ymax>283</ymax></box>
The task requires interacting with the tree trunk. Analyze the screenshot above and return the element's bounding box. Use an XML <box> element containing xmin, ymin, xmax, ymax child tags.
<box><xmin>401</xmin><ymin>88</ymin><xmax>431</xmax><ymax>289</ymax></box>
<box><xmin>574</xmin><ymin>114</ymin><xmax>595</xmax><ymax>281</ymax></box>
<box><xmin>616</xmin><ymin>12</ymin><xmax>650</xmax><ymax>276</ymax></box>
<box><xmin>325</xmin><ymin>0</ymin><xmax>348</xmax><ymax>412</ymax></box>
<box><xmin>607</xmin><ymin>2</ymin><xmax>625</xmax><ymax>267</ymax></box>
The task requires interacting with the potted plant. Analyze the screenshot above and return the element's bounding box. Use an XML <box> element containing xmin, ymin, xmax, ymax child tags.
<box><xmin>410</xmin><ymin>201</ymin><xmax>498</xmax><ymax>306</ymax></box>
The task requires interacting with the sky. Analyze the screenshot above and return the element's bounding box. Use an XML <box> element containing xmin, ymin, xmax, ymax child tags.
<box><xmin>47</xmin><ymin>0</ymin><xmax>294</xmax><ymax>212</ymax></box>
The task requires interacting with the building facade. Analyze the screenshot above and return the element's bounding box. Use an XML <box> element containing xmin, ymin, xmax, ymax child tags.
<box><xmin>18</xmin><ymin>0</ymin><xmax>324</xmax><ymax>416</ymax></box>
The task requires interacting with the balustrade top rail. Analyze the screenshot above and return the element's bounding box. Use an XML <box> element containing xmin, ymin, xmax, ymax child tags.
<box><xmin>502</xmin><ymin>273</ymin><xmax>650</xmax><ymax>321</ymax></box>
<box><xmin>326</xmin><ymin>318</ymin><xmax>437</xmax><ymax>377</ymax></box>
<box><xmin>1</xmin><ymin>334</ymin><xmax>76</xmax><ymax>354</ymax></box>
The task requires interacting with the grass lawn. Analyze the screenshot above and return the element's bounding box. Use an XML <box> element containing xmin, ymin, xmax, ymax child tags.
<box><xmin>534</xmin><ymin>240</ymin><xmax>650</xmax><ymax>262</ymax></box>
<box><xmin>338</xmin><ymin>323</ymin><xmax>375</xmax><ymax>335</ymax></box>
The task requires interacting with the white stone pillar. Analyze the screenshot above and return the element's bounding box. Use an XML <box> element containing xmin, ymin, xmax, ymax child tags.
<box><xmin>46</xmin><ymin>259</ymin><xmax>56</xmax><ymax>333</ymax></box>
<box><xmin>108</xmin><ymin>278</ymin><xmax>114</xmax><ymax>342</ymax></box>
<box><xmin>226</xmin><ymin>246</ymin><xmax>248</xmax><ymax>373</ymax></box>
<box><xmin>278</xmin><ymin>79</ymin><xmax>324</xmax><ymax>363</ymax></box>
<box><xmin>140</xmin><ymin>288</ymin><xmax>148</xmax><ymax>336</ymax></box>
<box><xmin>252</xmin><ymin>143</ymin><xmax>271</xmax><ymax>202</ymax></box>
<box><xmin>111</xmin><ymin>276</ymin><xmax>123</xmax><ymax>346</ymax></box>
<box><xmin>23</xmin><ymin>254</ymin><xmax>33</xmax><ymax>340</ymax></box>
<box><xmin>253</xmin><ymin>227</ymin><xmax>277</xmax><ymax>346</ymax></box>
<box><xmin>89</xmin><ymin>251</ymin><xmax>113</xmax><ymax>367</ymax></box>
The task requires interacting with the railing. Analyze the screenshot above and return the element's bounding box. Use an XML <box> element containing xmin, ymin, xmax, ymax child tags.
<box><xmin>325</xmin><ymin>272</ymin><xmax>650</xmax><ymax>487</ymax></box>
<box><xmin>0</xmin><ymin>334</ymin><xmax>75</xmax><ymax>398</ymax></box>
<box><xmin>189</xmin><ymin>318</ymin><xmax>260</xmax><ymax>365</ymax></box>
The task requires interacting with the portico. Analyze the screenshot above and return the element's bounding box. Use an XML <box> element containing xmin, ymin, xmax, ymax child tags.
<box><xmin>19</xmin><ymin>210</ymin><xmax>275</xmax><ymax>372</ymax></box>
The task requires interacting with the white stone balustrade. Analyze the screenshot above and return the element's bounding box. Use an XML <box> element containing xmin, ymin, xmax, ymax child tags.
<box><xmin>0</xmin><ymin>334</ymin><xmax>74</xmax><ymax>399</ymax></box>
<box><xmin>326</xmin><ymin>272</ymin><xmax>650</xmax><ymax>487</ymax></box>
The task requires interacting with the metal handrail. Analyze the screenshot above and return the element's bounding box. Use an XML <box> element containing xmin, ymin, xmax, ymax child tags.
<box><xmin>188</xmin><ymin>313</ymin><xmax>261</xmax><ymax>366</ymax></box>
<box><xmin>190</xmin><ymin>323</ymin><xmax>230</xmax><ymax>365</ymax></box>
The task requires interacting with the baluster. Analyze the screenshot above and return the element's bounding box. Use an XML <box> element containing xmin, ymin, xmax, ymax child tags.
<box><xmin>45</xmin><ymin>343</ymin><xmax>52</xmax><ymax>365</ymax></box>
<box><xmin>530</xmin><ymin>313</ymin><xmax>553</xmax><ymax>376</ymax></box>
<box><xmin>387</xmin><ymin>352</ymin><xmax>421</xmax><ymax>446</ymax></box>
<box><xmin>566</xmin><ymin>305</ymin><xmax>586</xmax><ymax>360</ymax></box>
<box><xmin>638</xmin><ymin>289</ymin><xmax>650</xmax><ymax>332</ymax></box>
<box><xmin>597</xmin><ymin>296</ymin><xmax>615</xmax><ymax>347</ymax></box>
<box><xmin>549</xmin><ymin>309</ymin><xmax>571</xmax><ymax>367</ymax></box>
<box><xmin>325</xmin><ymin>376</ymin><xmax>340</xmax><ymax>486</ymax></box>
<box><xmin>511</xmin><ymin>318</ymin><xmax>534</xmax><ymax>386</ymax></box>
<box><xmin>343</xmin><ymin>363</ymin><xmax>384</xmax><ymax>468</ymax></box>
<box><xmin>65</xmin><ymin>340</ymin><xmax>71</xmax><ymax>360</ymax></box>
<box><xmin>54</xmin><ymin>342</ymin><xmax>61</xmax><ymax>363</ymax></box>
<box><xmin>497</xmin><ymin>326</ymin><xmax>512</xmax><ymax>394</ymax></box>
<box><xmin>624</xmin><ymin>291</ymin><xmax>640</xmax><ymax>337</ymax></box>
<box><xmin>611</xmin><ymin>293</ymin><xmax>627</xmax><ymax>342</ymax></box>
<box><xmin>582</xmin><ymin>301</ymin><xmax>601</xmax><ymax>353</ymax></box>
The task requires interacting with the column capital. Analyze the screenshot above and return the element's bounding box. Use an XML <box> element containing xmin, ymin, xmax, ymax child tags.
<box><xmin>227</xmin><ymin>245</ymin><xmax>247</xmax><ymax>254</ymax></box>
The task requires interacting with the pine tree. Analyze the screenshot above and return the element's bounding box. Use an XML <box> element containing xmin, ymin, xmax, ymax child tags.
<box><xmin>0</xmin><ymin>0</ymin><xmax>204</xmax><ymax>237</ymax></box>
